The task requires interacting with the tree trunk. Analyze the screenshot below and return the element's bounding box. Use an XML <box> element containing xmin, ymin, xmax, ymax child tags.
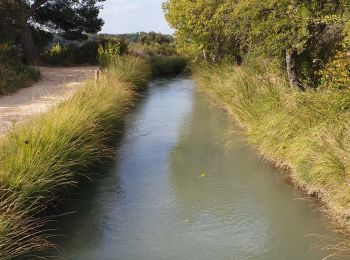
<box><xmin>21</xmin><ymin>25</ymin><xmax>42</xmax><ymax>65</ymax></box>
<box><xmin>286</xmin><ymin>49</ymin><xmax>305</xmax><ymax>91</ymax></box>
<box><xmin>19</xmin><ymin>0</ymin><xmax>48</xmax><ymax>65</ymax></box>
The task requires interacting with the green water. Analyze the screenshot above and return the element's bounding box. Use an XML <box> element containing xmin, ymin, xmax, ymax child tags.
<box><xmin>56</xmin><ymin>78</ymin><xmax>343</xmax><ymax>259</ymax></box>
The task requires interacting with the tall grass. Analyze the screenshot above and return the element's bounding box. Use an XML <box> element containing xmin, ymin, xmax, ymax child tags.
<box><xmin>106</xmin><ymin>56</ymin><xmax>151</xmax><ymax>88</ymax></box>
<box><xmin>194</xmin><ymin>60</ymin><xmax>350</xmax><ymax>231</ymax></box>
<box><xmin>0</xmin><ymin>56</ymin><xmax>151</xmax><ymax>258</ymax></box>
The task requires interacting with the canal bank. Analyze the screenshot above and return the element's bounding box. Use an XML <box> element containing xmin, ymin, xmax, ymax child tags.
<box><xmin>0</xmin><ymin>57</ymin><xmax>151</xmax><ymax>258</ymax></box>
<box><xmin>56</xmin><ymin>78</ymin><xmax>343</xmax><ymax>259</ymax></box>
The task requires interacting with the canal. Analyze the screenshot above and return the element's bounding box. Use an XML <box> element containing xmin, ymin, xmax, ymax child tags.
<box><xmin>56</xmin><ymin>78</ymin><xmax>341</xmax><ymax>259</ymax></box>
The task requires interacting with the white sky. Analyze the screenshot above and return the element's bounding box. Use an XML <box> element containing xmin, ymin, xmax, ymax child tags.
<box><xmin>99</xmin><ymin>0</ymin><xmax>173</xmax><ymax>34</ymax></box>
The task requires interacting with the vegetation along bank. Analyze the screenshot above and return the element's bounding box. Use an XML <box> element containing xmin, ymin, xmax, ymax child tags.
<box><xmin>163</xmin><ymin>0</ymin><xmax>350</xmax><ymax>252</ymax></box>
<box><xmin>0</xmin><ymin>0</ymin><xmax>188</xmax><ymax>257</ymax></box>
<box><xmin>0</xmin><ymin>56</ymin><xmax>151</xmax><ymax>258</ymax></box>
<box><xmin>0</xmin><ymin>44</ymin><xmax>39</xmax><ymax>95</ymax></box>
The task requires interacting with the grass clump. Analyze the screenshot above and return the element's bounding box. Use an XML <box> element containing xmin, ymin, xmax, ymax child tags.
<box><xmin>0</xmin><ymin>56</ymin><xmax>151</xmax><ymax>258</ymax></box>
<box><xmin>105</xmin><ymin>56</ymin><xmax>151</xmax><ymax>89</ymax></box>
<box><xmin>194</xmin><ymin>59</ymin><xmax>350</xmax><ymax>226</ymax></box>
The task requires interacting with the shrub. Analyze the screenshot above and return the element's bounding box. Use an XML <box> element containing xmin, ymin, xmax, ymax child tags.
<box><xmin>129</xmin><ymin>42</ymin><xmax>177</xmax><ymax>57</ymax></box>
<box><xmin>0</xmin><ymin>43</ymin><xmax>39</xmax><ymax>95</ymax></box>
<box><xmin>98</xmin><ymin>42</ymin><xmax>121</xmax><ymax>67</ymax></box>
<box><xmin>319</xmin><ymin>51</ymin><xmax>350</xmax><ymax>90</ymax></box>
<box><xmin>41</xmin><ymin>43</ymin><xmax>69</xmax><ymax>65</ymax></box>
<box><xmin>41</xmin><ymin>41</ymin><xmax>100</xmax><ymax>66</ymax></box>
<box><xmin>151</xmin><ymin>56</ymin><xmax>188</xmax><ymax>76</ymax></box>
<box><xmin>41</xmin><ymin>37</ymin><xmax>130</xmax><ymax>66</ymax></box>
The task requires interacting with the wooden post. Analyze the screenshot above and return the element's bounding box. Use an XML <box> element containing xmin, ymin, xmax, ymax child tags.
<box><xmin>95</xmin><ymin>69</ymin><xmax>101</xmax><ymax>83</ymax></box>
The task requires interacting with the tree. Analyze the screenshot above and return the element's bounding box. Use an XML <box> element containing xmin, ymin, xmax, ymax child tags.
<box><xmin>0</xmin><ymin>1</ymin><xmax>24</xmax><ymax>44</ymax></box>
<box><xmin>163</xmin><ymin>0</ymin><xmax>349</xmax><ymax>89</ymax></box>
<box><xmin>163</xmin><ymin>0</ymin><xmax>240</xmax><ymax>62</ymax></box>
<box><xmin>140</xmin><ymin>32</ymin><xmax>172</xmax><ymax>45</ymax></box>
<box><xmin>232</xmin><ymin>0</ymin><xmax>348</xmax><ymax>90</ymax></box>
<box><xmin>8</xmin><ymin>0</ymin><xmax>105</xmax><ymax>65</ymax></box>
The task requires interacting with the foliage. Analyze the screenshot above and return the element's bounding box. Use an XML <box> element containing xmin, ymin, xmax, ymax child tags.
<box><xmin>32</xmin><ymin>0</ymin><xmax>105</xmax><ymax>41</ymax></box>
<box><xmin>98</xmin><ymin>42</ymin><xmax>121</xmax><ymax>67</ymax></box>
<box><xmin>41</xmin><ymin>36</ymin><xmax>128</xmax><ymax>66</ymax></box>
<box><xmin>0</xmin><ymin>0</ymin><xmax>23</xmax><ymax>44</ymax></box>
<box><xmin>234</xmin><ymin>1</ymin><xmax>340</xmax><ymax>53</ymax></box>
<box><xmin>129</xmin><ymin>42</ymin><xmax>177</xmax><ymax>57</ymax></box>
<box><xmin>165</xmin><ymin>0</ymin><xmax>350</xmax><ymax>88</ymax></box>
<box><xmin>139</xmin><ymin>31</ymin><xmax>173</xmax><ymax>45</ymax></box>
<box><xmin>233</xmin><ymin>0</ymin><xmax>348</xmax><ymax>86</ymax></box>
<box><xmin>48</xmin><ymin>43</ymin><xmax>65</xmax><ymax>56</ymax></box>
<box><xmin>97</xmin><ymin>35</ymin><xmax>128</xmax><ymax>53</ymax></box>
<box><xmin>42</xmin><ymin>41</ymin><xmax>95</xmax><ymax>66</ymax></box>
<box><xmin>343</xmin><ymin>20</ymin><xmax>350</xmax><ymax>49</ymax></box>
<box><xmin>104</xmin><ymin>32</ymin><xmax>174</xmax><ymax>44</ymax></box>
<box><xmin>151</xmin><ymin>56</ymin><xmax>188</xmax><ymax>76</ymax></box>
<box><xmin>0</xmin><ymin>56</ymin><xmax>151</xmax><ymax>258</ymax></box>
<box><xmin>0</xmin><ymin>44</ymin><xmax>39</xmax><ymax>95</ymax></box>
<box><xmin>0</xmin><ymin>0</ymin><xmax>106</xmax><ymax>64</ymax></box>
<box><xmin>163</xmin><ymin>0</ymin><xmax>240</xmax><ymax>62</ymax></box>
<box><xmin>104</xmin><ymin>32</ymin><xmax>177</xmax><ymax>57</ymax></box>
<box><xmin>319</xmin><ymin>51</ymin><xmax>350</xmax><ymax>90</ymax></box>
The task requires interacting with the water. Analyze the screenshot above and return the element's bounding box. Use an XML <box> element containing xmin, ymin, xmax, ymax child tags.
<box><xmin>56</xmin><ymin>78</ymin><xmax>342</xmax><ymax>259</ymax></box>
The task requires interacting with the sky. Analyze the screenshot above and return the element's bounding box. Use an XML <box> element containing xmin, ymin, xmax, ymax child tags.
<box><xmin>99</xmin><ymin>0</ymin><xmax>174</xmax><ymax>35</ymax></box>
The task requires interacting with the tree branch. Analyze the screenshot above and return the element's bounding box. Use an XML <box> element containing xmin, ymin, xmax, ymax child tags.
<box><xmin>25</xmin><ymin>0</ymin><xmax>48</xmax><ymax>21</ymax></box>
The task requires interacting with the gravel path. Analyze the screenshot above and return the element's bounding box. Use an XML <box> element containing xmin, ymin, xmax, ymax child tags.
<box><xmin>0</xmin><ymin>66</ymin><xmax>97</xmax><ymax>135</ymax></box>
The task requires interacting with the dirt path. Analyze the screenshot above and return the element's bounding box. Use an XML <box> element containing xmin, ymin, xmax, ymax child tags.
<box><xmin>0</xmin><ymin>66</ymin><xmax>97</xmax><ymax>135</ymax></box>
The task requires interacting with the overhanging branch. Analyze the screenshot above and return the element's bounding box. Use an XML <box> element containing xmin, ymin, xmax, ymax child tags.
<box><xmin>25</xmin><ymin>0</ymin><xmax>48</xmax><ymax>21</ymax></box>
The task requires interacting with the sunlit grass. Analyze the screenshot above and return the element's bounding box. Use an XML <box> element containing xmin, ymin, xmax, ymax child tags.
<box><xmin>106</xmin><ymin>56</ymin><xmax>151</xmax><ymax>89</ymax></box>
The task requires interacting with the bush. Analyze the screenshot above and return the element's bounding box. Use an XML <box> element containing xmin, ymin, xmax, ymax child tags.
<box><xmin>319</xmin><ymin>51</ymin><xmax>350</xmax><ymax>90</ymax></box>
<box><xmin>42</xmin><ymin>37</ymin><xmax>129</xmax><ymax>66</ymax></box>
<box><xmin>151</xmin><ymin>56</ymin><xmax>188</xmax><ymax>76</ymax></box>
<box><xmin>98</xmin><ymin>42</ymin><xmax>121</xmax><ymax>68</ymax></box>
<box><xmin>41</xmin><ymin>43</ymin><xmax>68</xmax><ymax>65</ymax></box>
<box><xmin>0</xmin><ymin>43</ymin><xmax>39</xmax><ymax>95</ymax></box>
<box><xmin>41</xmin><ymin>41</ymin><xmax>100</xmax><ymax>66</ymax></box>
<box><xmin>129</xmin><ymin>42</ymin><xmax>177</xmax><ymax>57</ymax></box>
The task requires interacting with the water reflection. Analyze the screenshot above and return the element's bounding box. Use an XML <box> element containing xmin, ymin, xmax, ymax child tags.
<box><xmin>54</xmin><ymin>162</ymin><xmax>124</xmax><ymax>259</ymax></box>
<box><xmin>169</xmin><ymin>89</ymin><xmax>334</xmax><ymax>259</ymax></box>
